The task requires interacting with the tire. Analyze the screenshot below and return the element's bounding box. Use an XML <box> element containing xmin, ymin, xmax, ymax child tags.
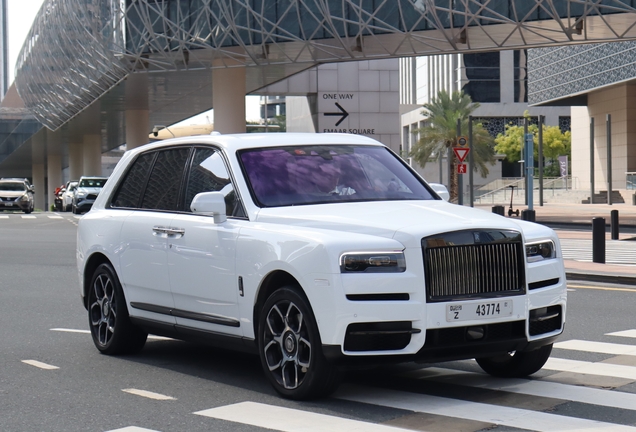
<box><xmin>476</xmin><ymin>343</ymin><xmax>553</xmax><ymax>378</ymax></box>
<box><xmin>87</xmin><ymin>263</ymin><xmax>147</xmax><ymax>355</ymax></box>
<box><xmin>258</xmin><ymin>286</ymin><xmax>341</xmax><ymax>400</ymax></box>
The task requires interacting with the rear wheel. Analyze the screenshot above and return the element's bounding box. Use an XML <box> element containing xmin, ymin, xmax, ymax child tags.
<box><xmin>258</xmin><ymin>286</ymin><xmax>341</xmax><ymax>400</ymax></box>
<box><xmin>476</xmin><ymin>344</ymin><xmax>553</xmax><ymax>378</ymax></box>
<box><xmin>88</xmin><ymin>263</ymin><xmax>147</xmax><ymax>355</ymax></box>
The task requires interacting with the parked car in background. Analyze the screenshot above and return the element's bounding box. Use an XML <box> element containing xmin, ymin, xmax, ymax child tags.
<box><xmin>61</xmin><ymin>180</ymin><xmax>78</xmax><ymax>212</ymax></box>
<box><xmin>77</xmin><ymin>133</ymin><xmax>567</xmax><ymax>400</ymax></box>
<box><xmin>72</xmin><ymin>176</ymin><xmax>107</xmax><ymax>214</ymax></box>
<box><xmin>0</xmin><ymin>178</ymin><xmax>34</xmax><ymax>213</ymax></box>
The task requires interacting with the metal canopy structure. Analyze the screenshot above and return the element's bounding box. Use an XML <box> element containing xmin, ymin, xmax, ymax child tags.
<box><xmin>14</xmin><ymin>0</ymin><xmax>636</xmax><ymax>132</ymax></box>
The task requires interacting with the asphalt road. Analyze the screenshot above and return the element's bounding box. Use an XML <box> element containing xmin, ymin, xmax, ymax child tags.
<box><xmin>2</xmin><ymin>212</ymin><xmax>636</xmax><ymax>432</ymax></box>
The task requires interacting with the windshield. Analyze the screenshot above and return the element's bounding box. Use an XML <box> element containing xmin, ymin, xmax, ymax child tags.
<box><xmin>79</xmin><ymin>178</ymin><xmax>107</xmax><ymax>188</ymax></box>
<box><xmin>239</xmin><ymin>145</ymin><xmax>435</xmax><ymax>207</ymax></box>
<box><xmin>0</xmin><ymin>182</ymin><xmax>26</xmax><ymax>192</ymax></box>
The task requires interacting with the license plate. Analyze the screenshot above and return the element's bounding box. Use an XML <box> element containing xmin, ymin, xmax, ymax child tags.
<box><xmin>446</xmin><ymin>300</ymin><xmax>513</xmax><ymax>322</ymax></box>
<box><xmin>3</xmin><ymin>202</ymin><xmax>13</xmax><ymax>206</ymax></box>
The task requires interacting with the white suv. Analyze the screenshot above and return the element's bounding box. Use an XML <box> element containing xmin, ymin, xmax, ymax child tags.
<box><xmin>77</xmin><ymin>133</ymin><xmax>567</xmax><ymax>400</ymax></box>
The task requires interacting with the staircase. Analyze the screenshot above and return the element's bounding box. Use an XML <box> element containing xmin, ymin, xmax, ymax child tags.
<box><xmin>581</xmin><ymin>190</ymin><xmax>626</xmax><ymax>204</ymax></box>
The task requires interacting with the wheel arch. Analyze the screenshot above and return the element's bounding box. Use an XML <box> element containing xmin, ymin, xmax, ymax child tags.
<box><xmin>253</xmin><ymin>270</ymin><xmax>307</xmax><ymax>337</ymax></box>
<box><xmin>82</xmin><ymin>252</ymin><xmax>114</xmax><ymax>309</ymax></box>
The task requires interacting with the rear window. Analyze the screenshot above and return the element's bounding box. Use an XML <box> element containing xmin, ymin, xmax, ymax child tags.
<box><xmin>238</xmin><ymin>145</ymin><xmax>435</xmax><ymax>207</ymax></box>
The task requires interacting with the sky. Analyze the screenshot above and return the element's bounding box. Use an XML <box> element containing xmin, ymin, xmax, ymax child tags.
<box><xmin>6</xmin><ymin>0</ymin><xmax>262</xmax><ymax>124</ymax></box>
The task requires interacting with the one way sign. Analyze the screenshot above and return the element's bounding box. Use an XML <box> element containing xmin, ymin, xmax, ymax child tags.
<box><xmin>453</xmin><ymin>147</ymin><xmax>470</xmax><ymax>163</ymax></box>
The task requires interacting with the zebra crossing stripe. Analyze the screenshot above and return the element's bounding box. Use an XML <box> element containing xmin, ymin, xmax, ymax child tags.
<box><xmin>545</xmin><ymin>357</ymin><xmax>636</xmax><ymax>380</ymax></box>
<box><xmin>105</xmin><ymin>427</ymin><xmax>162</xmax><ymax>432</ymax></box>
<box><xmin>195</xmin><ymin>401</ymin><xmax>412</xmax><ymax>431</ymax></box>
<box><xmin>21</xmin><ymin>215</ymin><xmax>36</xmax><ymax>219</ymax></box>
<box><xmin>335</xmin><ymin>384</ymin><xmax>636</xmax><ymax>431</ymax></box>
<box><xmin>607</xmin><ymin>330</ymin><xmax>636</xmax><ymax>338</ymax></box>
<box><xmin>403</xmin><ymin>367</ymin><xmax>636</xmax><ymax>411</ymax></box>
<box><xmin>48</xmin><ymin>215</ymin><xmax>63</xmax><ymax>219</ymax></box>
<box><xmin>555</xmin><ymin>340</ymin><xmax>636</xmax><ymax>356</ymax></box>
<box><xmin>0</xmin><ymin>215</ymin><xmax>8</xmax><ymax>218</ymax></box>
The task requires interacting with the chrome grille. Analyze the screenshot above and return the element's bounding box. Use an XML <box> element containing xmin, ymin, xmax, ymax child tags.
<box><xmin>422</xmin><ymin>230</ymin><xmax>525</xmax><ymax>302</ymax></box>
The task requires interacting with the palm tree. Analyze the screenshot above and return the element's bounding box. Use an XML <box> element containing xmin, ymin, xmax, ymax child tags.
<box><xmin>410</xmin><ymin>90</ymin><xmax>495</xmax><ymax>202</ymax></box>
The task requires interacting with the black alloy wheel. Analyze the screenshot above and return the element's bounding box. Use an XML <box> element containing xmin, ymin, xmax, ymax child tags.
<box><xmin>88</xmin><ymin>263</ymin><xmax>147</xmax><ymax>355</ymax></box>
<box><xmin>258</xmin><ymin>286</ymin><xmax>341</xmax><ymax>400</ymax></box>
<box><xmin>476</xmin><ymin>343</ymin><xmax>553</xmax><ymax>378</ymax></box>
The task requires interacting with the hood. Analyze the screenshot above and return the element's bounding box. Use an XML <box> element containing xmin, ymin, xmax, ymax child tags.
<box><xmin>255</xmin><ymin>200</ymin><xmax>532</xmax><ymax>248</ymax></box>
<box><xmin>0</xmin><ymin>190</ymin><xmax>28</xmax><ymax>198</ymax></box>
<box><xmin>77</xmin><ymin>187</ymin><xmax>103</xmax><ymax>194</ymax></box>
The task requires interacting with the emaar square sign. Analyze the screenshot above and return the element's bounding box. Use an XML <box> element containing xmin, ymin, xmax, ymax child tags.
<box><xmin>318</xmin><ymin>91</ymin><xmax>398</xmax><ymax>137</ymax></box>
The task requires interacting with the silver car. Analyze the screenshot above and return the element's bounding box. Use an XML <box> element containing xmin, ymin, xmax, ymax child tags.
<box><xmin>72</xmin><ymin>177</ymin><xmax>108</xmax><ymax>214</ymax></box>
<box><xmin>0</xmin><ymin>180</ymin><xmax>34</xmax><ymax>213</ymax></box>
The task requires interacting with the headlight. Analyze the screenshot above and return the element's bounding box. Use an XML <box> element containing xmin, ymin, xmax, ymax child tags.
<box><xmin>19</xmin><ymin>194</ymin><xmax>29</xmax><ymax>202</ymax></box>
<box><xmin>77</xmin><ymin>191</ymin><xmax>87</xmax><ymax>198</ymax></box>
<box><xmin>526</xmin><ymin>240</ymin><xmax>556</xmax><ymax>263</ymax></box>
<box><xmin>340</xmin><ymin>251</ymin><xmax>406</xmax><ymax>273</ymax></box>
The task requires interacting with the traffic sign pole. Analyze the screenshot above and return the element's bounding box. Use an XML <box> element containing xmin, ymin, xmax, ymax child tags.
<box><xmin>468</xmin><ymin>116</ymin><xmax>474</xmax><ymax>207</ymax></box>
<box><xmin>457</xmin><ymin>118</ymin><xmax>463</xmax><ymax>205</ymax></box>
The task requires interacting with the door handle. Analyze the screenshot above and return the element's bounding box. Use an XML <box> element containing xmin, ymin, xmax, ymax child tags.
<box><xmin>152</xmin><ymin>226</ymin><xmax>169</xmax><ymax>234</ymax></box>
<box><xmin>166</xmin><ymin>227</ymin><xmax>185</xmax><ymax>237</ymax></box>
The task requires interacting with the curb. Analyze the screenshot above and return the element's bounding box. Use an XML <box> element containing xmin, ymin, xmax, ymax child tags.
<box><xmin>565</xmin><ymin>271</ymin><xmax>636</xmax><ymax>285</ymax></box>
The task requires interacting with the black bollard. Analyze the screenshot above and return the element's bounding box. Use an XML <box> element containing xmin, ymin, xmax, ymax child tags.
<box><xmin>592</xmin><ymin>217</ymin><xmax>606</xmax><ymax>264</ymax></box>
<box><xmin>492</xmin><ymin>205</ymin><xmax>504</xmax><ymax>216</ymax></box>
<box><xmin>521</xmin><ymin>209</ymin><xmax>536</xmax><ymax>222</ymax></box>
<box><xmin>611</xmin><ymin>210</ymin><xmax>619</xmax><ymax>240</ymax></box>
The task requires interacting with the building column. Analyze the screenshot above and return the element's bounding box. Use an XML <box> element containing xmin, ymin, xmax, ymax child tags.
<box><xmin>31</xmin><ymin>132</ymin><xmax>46</xmax><ymax>211</ymax></box>
<box><xmin>212</xmin><ymin>65</ymin><xmax>246</xmax><ymax>133</ymax></box>
<box><xmin>69</xmin><ymin>140</ymin><xmax>83</xmax><ymax>181</ymax></box>
<box><xmin>125</xmin><ymin>73</ymin><xmax>150</xmax><ymax>149</ymax></box>
<box><xmin>82</xmin><ymin>134</ymin><xmax>102</xmax><ymax>176</ymax></box>
<box><xmin>46</xmin><ymin>129</ymin><xmax>63</xmax><ymax>209</ymax></box>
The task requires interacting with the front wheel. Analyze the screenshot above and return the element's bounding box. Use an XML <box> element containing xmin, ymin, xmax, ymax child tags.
<box><xmin>88</xmin><ymin>263</ymin><xmax>147</xmax><ymax>355</ymax></box>
<box><xmin>258</xmin><ymin>286</ymin><xmax>341</xmax><ymax>400</ymax></box>
<box><xmin>476</xmin><ymin>344</ymin><xmax>553</xmax><ymax>378</ymax></box>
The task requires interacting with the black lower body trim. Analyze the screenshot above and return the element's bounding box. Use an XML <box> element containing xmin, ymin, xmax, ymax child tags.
<box><xmin>130</xmin><ymin>302</ymin><xmax>240</xmax><ymax>327</ymax></box>
<box><xmin>129</xmin><ymin>316</ymin><xmax>257</xmax><ymax>355</ymax></box>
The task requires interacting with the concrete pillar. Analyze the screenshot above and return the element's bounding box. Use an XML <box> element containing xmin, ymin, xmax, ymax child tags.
<box><xmin>500</xmin><ymin>50</ymin><xmax>514</xmax><ymax>103</ymax></box>
<box><xmin>125</xmin><ymin>73</ymin><xmax>150</xmax><ymax>149</ymax></box>
<box><xmin>46</xmin><ymin>129</ymin><xmax>63</xmax><ymax>209</ymax></box>
<box><xmin>32</xmin><ymin>163</ymin><xmax>45</xmax><ymax>211</ymax></box>
<box><xmin>69</xmin><ymin>141</ymin><xmax>83</xmax><ymax>181</ymax></box>
<box><xmin>126</xmin><ymin>109</ymin><xmax>150</xmax><ymax>149</ymax></box>
<box><xmin>212</xmin><ymin>65</ymin><xmax>246</xmax><ymax>133</ymax></box>
<box><xmin>82</xmin><ymin>134</ymin><xmax>102</xmax><ymax>176</ymax></box>
<box><xmin>31</xmin><ymin>132</ymin><xmax>46</xmax><ymax>211</ymax></box>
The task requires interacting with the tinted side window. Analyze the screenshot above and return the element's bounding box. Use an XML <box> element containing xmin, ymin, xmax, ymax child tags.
<box><xmin>111</xmin><ymin>153</ymin><xmax>154</xmax><ymax>208</ymax></box>
<box><xmin>184</xmin><ymin>147</ymin><xmax>244</xmax><ymax>217</ymax></box>
<box><xmin>141</xmin><ymin>148</ymin><xmax>190</xmax><ymax>211</ymax></box>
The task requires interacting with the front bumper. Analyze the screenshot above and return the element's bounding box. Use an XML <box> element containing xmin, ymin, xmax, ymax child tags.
<box><xmin>74</xmin><ymin>199</ymin><xmax>95</xmax><ymax>212</ymax></box>
<box><xmin>0</xmin><ymin>200</ymin><xmax>30</xmax><ymax>211</ymax></box>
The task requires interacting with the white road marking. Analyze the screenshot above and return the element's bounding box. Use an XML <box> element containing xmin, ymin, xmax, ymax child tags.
<box><xmin>47</xmin><ymin>215</ymin><xmax>63</xmax><ymax>219</ymax></box>
<box><xmin>105</xmin><ymin>427</ymin><xmax>162</xmax><ymax>432</ymax></box>
<box><xmin>335</xmin><ymin>384</ymin><xmax>636</xmax><ymax>431</ymax></box>
<box><xmin>195</xmin><ymin>401</ymin><xmax>412</xmax><ymax>431</ymax></box>
<box><xmin>607</xmin><ymin>330</ymin><xmax>636</xmax><ymax>339</ymax></box>
<box><xmin>22</xmin><ymin>360</ymin><xmax>59</xmax><ymax>370</ymax></box>
<box><xmin>555</xmin><ymin>340</ymin><xmax>636</xmax><ymax>356</ymax></box>
<box><xmin>0</xmin><ymin>215</ymin><xmax>8</xmax><ymax>218</ymax></box>
<box><xmin>122</xmin><ymin>389</ymin><xmax>176</xmax><ymax>401</ymax></box>
<box><xmin>21</xmin><ymin>215</ymin><xmax>36</xmax><ymax>219</ymax></box>
<box><xmin>545</xmin><ymin>357</ymin><xmax>636</xmax><ymax>380</ymax></box>
<box><xmin>50</xmin><ymin>328</ymin><xmax>172</xmax><ymax>341</ymax></box>
<box><xmin>404</xmin><ymin>367</ymin><xmax>636</xmax><ymax>411</ymax></box>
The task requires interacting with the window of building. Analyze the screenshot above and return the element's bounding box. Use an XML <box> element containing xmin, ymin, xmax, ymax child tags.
<box><xmin>462</xmin><ymin>52</ymin><xmax>500</xmax><ymax>103</ymax></box>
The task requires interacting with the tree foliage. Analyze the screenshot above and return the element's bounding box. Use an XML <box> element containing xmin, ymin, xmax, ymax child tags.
<box><xmin>494</xmin><ymin>116</ymin><xmax>571</xmax><ymax>176</ymax></box>
<box><xmin>410</xmin><ymin>90</ymin><xmax>496</xmax><ymax>201</ymax></box>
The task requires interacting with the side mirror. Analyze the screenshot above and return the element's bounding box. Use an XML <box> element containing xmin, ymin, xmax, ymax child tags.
<box><xmin>190</xmin><ymin>191</ymin><xmax>227</xmax><ymax>223</ymax></box>
<box><xmin>429</xmin><ymin>183</ymin><xmax>450</xmax><ymax>201</ymax></box>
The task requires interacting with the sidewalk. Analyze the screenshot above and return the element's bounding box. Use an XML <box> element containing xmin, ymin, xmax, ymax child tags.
<box><xmin>475</xmin><ymin>202</ymin><xmax>636</xmax><ymax>285</ymax></box>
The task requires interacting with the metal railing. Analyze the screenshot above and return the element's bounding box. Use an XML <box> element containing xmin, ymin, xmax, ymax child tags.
<box><xmin>473</xmin><ymin>176</ymin><xmax>578</xmax><ymax>204</ymax></box>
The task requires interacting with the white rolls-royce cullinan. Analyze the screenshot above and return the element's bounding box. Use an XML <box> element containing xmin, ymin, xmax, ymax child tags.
<box><xmin>77</xmin><ymin>133</ymin><xmax>567</xmax><ymax>400</ymax></box>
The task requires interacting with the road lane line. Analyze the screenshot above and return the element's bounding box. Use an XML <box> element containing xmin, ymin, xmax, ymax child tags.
<box><xmin>50</xmin><ymin>328</ymin><xmax>172</xmax><ymax>340</ymax></box>
<box><xmin>106</xmin><ymin>427</ymin><xmax>162</xmax><ymax>432</ymax></box>
<box><xmin>22</xmin><ymin>360</ymin><xmax>59</xmax><ymax>370</ymax></box>
<box><xmin>545</xmin><ymin>357</ymin><xmax>636</xmax><ymax>380</ymax></box>
<box><xmin>607</xmin><ymin>330</ymin><xmax>636</xmax><ymax>339</ymax></box>
<box><xmin>47</xmin><ymin>215</ymin><xmax>63</xmax><ymax>219</ymax></box>
<box><xmin>555</xmin><ymin>340</ymin><xmax>636</xmax><ymax>356</ymax></box>
<box><xmin>402</xmin><ymin>367</ymin><xmax>636</xmax><ymax>411</ymax></box>
<box><xmin>21</xmin><ymin>215</ymin><xmax>36</xmax><ymax>219</ymax></box>
<box><xmin>122</xmin><ymin>389</ymin><xmax>176</xmax><ymax>400</ymax></box>
<box><xmin>195</xmin><ymin>401</ymin><xmax>412</xmax><ymax>431</ymax></box>
<box><xmin>335</xmin><ymin>384</ymin><xmax>636</xmax><ymax>432</ymax></box>
<box><xmin>0</xmin><ymin>215</ymin><xmax>8</xmax><ymax>218</ymax></box>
